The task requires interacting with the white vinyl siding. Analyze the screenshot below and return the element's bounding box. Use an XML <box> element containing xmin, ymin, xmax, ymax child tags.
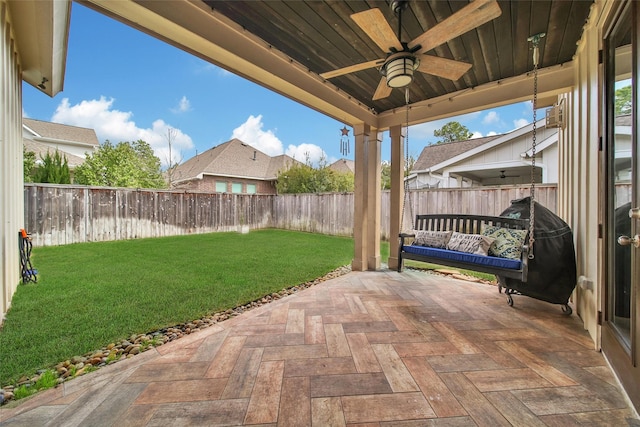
<box><xmin>1</xmin><ymin>2</ymin><xmax>25</xmax><ymax>316</ymax></box>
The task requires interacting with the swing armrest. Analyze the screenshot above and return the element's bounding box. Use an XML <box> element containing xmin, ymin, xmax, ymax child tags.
<box><xmin>399</xmin><ymin>233</ymin><xmax>415</xmax><ymax>247</ymax></box>
<box><xmin>519</xmin><ymin>244</ymin><xmax>530</xmax><ymax>280</ymax></box>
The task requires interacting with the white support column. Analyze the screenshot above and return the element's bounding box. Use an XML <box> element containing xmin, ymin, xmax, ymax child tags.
<box><xmin>388</xmin><ymin>124</ymin><xmax>404</xmax><ymax>271</ymax></box>
<box><xmin>352</xmin><ymin>123</ymin><xmax>370</xmax><ymax>271</ymax></box>
<box><xmin>367</xmin><ymin>129</ymin><xmax>382</xmax><ymax>270</ymax></box>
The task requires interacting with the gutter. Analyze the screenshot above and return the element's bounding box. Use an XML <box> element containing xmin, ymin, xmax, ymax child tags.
<box><xmin>33</xmin><ymin>136</ymin><xmax>97</xmax><ymax>150</ymax></box>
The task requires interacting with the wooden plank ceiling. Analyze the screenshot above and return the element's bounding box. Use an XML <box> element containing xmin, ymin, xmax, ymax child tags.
<box><xmin>204</xmin><ymin>0</ymin><xmax>593</xmax><ymax>114</ymax></box>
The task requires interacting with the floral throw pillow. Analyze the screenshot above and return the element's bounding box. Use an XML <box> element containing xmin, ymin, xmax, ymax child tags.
<box><xmin>481</xmin><ymin>226</ymin><xmax>528</xmax><ymax>259</ymax></box>
<box><xmin>446</xmin><ymin>232</ymin><xmax>495</xmax><ymax>256</ymax></box>
<box><xmin>413</xmin><ymin>230</ymin><xmax>453</xmax><ymax>248</ymax></box>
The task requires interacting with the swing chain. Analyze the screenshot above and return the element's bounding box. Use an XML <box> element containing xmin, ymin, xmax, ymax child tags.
<box><xmin>527</xmin><ymin>33</ymin><xmax>544</xmax><ymax>259</ymax></box>
<box><xmin>401</xmin><ymin>88</ymin><xmax>413</xmax><ymax>232</ymax></box>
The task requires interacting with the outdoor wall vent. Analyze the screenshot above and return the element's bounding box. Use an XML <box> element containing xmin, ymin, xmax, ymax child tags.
<box><xmin>546</xmin><ymin>99</ymin><xmax>565</xmax><ymax>129</ymax></box>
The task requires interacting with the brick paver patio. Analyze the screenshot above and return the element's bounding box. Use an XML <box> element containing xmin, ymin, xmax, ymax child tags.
<box><xmin>1</xmin><ymin>269</ymin><xmax>639</xmax><ymax>426</ymax></box>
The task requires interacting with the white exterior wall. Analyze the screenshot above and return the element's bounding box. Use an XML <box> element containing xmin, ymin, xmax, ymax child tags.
<box><xmin>1</xmin><ymin>1</ymin><xmax>24</xmax><ymax>318</ymax></box>
<box><xmin>543</xmin><ymin>143</ymin><xmax>559</xmax><ymax>183</ymax></box>
<box><xmin>558</xmin><ymin>0</ymin><xmax>605</xmax><ymax>347</ymax></box>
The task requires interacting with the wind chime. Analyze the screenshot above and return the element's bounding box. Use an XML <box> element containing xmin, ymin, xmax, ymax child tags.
<box><xmin>340</xmin><ymin>125</ymin><xmax>350</xmax><ymax>156</ymax></box>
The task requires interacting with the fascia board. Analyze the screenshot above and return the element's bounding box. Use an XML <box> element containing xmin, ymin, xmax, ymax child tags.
<box><xmin>522</xmin><ymin>131</ymin><xmax>558</xmax><ymax>157</ymax></box>
<box><xmin>428</xmin><ymin>119</ymin><xmax>544</xmax><ymax>173</ymax></box>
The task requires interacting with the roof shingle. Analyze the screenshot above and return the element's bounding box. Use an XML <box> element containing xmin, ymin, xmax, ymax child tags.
<box><xmin>172</xmin><ymin>139</ymin><xmax>301</xmax><ymax>183</ymax></box>
<box><xmin>413</xmin><ymin>135</ymin><xmax>500</xmax><ymax>172</ymax></box>
<box><xmin>23</xmin><ymin>118</ymin><xmax>99</xmax><ymax>146</ymax></box>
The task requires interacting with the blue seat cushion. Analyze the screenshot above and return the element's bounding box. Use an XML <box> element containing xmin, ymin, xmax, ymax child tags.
<box><xmin>403</xmin><ymin>245</ymin><xmax>522</xmax><ymax>270</ymax></box>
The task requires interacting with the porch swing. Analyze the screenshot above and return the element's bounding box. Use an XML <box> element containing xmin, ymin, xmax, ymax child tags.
<box><xmin>397</xmin><ymin>34</ymin><xmax>577</xmax><ymax>314</ymax></box>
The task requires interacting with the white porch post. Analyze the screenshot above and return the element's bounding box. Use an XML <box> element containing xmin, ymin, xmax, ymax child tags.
<box><xmin>367</xmin><ymin>129</ymin><xmax>382</xmax><ymax>270</ymax></box>
<box><xmin>388</xmin><ymin>124</ymin><xmax>404</xmax><ymax>271</ymax></box>
<box><xmin>352</xmin><ymin>123</ymin><xmax>369</xmax><ymax>271</ymax></box>
<box><xmin>352</xmin><ymin>123</ymin><xmax>381</xmax><ymax>271</ymax></box>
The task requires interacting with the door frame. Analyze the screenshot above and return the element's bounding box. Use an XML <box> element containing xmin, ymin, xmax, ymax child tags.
<box><xmin>601</xmin><ymin>0</ymin><xmax>640</xmax><ymax>412</ymax></box>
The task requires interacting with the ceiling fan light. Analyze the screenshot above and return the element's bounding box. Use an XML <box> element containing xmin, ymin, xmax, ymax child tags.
<box><xmin>384</xmin><ymin>54</ymin><xmax>417</xmax><ymax>88</ymax></box>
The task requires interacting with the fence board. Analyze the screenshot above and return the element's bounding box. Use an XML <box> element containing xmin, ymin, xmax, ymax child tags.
<box><xmin>24</xmin><ymin>184</ymin><xmax>559</xmax><ymax>246</ymax></box>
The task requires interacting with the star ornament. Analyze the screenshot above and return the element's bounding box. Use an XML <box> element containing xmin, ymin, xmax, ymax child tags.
<box><xmin>340</xmin><ymin>126</ymin><xmax>349</xmax><ymax>137</ymax></box>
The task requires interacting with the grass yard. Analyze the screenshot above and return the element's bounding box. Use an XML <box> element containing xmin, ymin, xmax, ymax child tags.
<box><xmin>0</xmin><ymin>229</ymin><xmax>353</xmax><ymax>385</ymax></box>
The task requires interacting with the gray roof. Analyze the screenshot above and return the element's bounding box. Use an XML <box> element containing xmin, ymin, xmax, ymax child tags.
<box><xmin>413</xmin><ymin>135</ymin><xmax>500</xmax><ymax>172</ymax></box>
<box><xmin>329</xmin><ymin>159</ymin><xmax>355</xmax><ymax>174</ymax></box>
<box><xmin>172</xmin><ymin>139</ymin><xmax>301</xmax><ymax>182</ymax></box>
<box><xmin>23</xmin><ymin>138</ymin><xmax>86</xmax><ymax>168</ymax></box>
<box><xmin>23</xmin><ymin>118</ymin><xmax>99</xmax><ymax>146</ymax></box>
<box><xmin>616</xmin><ymin>114</ymin><xmax>631</xmax><ymax>126</ymax></box>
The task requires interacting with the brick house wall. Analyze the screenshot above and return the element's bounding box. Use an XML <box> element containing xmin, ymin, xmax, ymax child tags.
<box><xmin>176</xmin><ymin>175</ymin><xmax>277</xmax><ymax>194</ymax></box>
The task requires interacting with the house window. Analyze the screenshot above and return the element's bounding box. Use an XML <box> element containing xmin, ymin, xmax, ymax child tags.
<box><xmin>215</xmin><ymin>181</ymin><xmax>227</xmax><ymax>192</ymax></box>
<box><xmin>232</xmin><ymin>182</ymin><xmax>243</xmax><ymax>193</ymax></box>
<box><xmin>246</xmin><ymin>184</ymin><xmax>256</xmax><ymax>194</ymax></box>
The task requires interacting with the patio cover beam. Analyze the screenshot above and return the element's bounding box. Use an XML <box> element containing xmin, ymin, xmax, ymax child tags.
<box><xmin>79</xmin><ymin>0</ymin><xmax>376</xmax><ymax>128</ymax></box>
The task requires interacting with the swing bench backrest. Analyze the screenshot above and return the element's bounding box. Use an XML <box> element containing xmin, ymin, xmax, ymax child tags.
<box><xmin>399</xmin><ymin>214</ymin><xmax>530</xmax><ymax>282</ymax></box>
<box><xmin>413</xmin><ymin>214</ymin><xmax>527</xmax><ymax>234</ymax></box>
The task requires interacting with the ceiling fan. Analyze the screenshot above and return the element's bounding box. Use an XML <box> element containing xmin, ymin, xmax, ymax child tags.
<box><xmin>499</xmin><ymin>170</ymin><xmax>517</xmax><ymax>179</ymax></box>
<box><xmin>320</xmin><ymin>0</ymin><xmax>501</xmax><ymax>101</ymax></box>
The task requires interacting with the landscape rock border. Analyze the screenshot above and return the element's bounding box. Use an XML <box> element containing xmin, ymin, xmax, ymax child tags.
<box><xmin>0</xmin><ymin>265</ymin><xmax>352</xmax><ymax>406</ymax></box>
<box><xmin>1</xmin><ymin>264</ymin><xmax>494</xmax><ymax>405</ymax></box>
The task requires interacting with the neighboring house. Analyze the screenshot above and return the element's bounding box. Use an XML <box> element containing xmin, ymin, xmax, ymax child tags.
<box><xmin>171</xmin><ymin>138</ymin><xmax>301</xmax><ymax>194</ymax></box>
<box><xmin>328</xmin><ymin>158</ymin><xmax>355</xmax><ymax>174</ymax></box>
<box><xmin>408</xmin><ymin>119</ymin><xmax>558</xmax><ymax>189</ymax></box>
<box><xmin>614</xmin><ymin>114</ymin><xmax>632</xmax><ymax>182</ymax></box>
<box><xmin>22</xmin><ymin>118</ymin><xmax>99</xmax><ymax>169</ymax></box>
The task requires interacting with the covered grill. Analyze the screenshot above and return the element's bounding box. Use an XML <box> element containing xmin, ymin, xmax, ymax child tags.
<box><xmin>498</xmin><ymin>197</ymin><xmax>577</xmax><ymax>314</ymax></box>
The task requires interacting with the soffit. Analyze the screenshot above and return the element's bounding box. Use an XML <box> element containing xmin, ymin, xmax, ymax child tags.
<box><xmin>9</xmin><ymin>0</ymin><xmax>70</xmax><ymax>96</ymax></box>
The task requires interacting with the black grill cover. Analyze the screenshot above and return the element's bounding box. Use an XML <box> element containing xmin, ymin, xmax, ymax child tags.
<box><xmin>498</xmin><ymin>197</ymin><xmax>577</xmax><ymax>305</ymax></box>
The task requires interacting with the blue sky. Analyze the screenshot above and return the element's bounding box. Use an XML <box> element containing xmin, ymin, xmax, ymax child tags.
<box><xmin>22</xmin><ymin>3</ymin><xmax>534</xmax><ymax>168</ymax></box>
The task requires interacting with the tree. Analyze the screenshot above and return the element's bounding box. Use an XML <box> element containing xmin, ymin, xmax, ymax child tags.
<box><xmin>433</xmin><ymin>121</ymin><xmax>473</xmax><ymax>144</ymax></box>
<box><xmin>276</xmin><ymin>154</ymin><xmax>354</xmax><ymax>194</ymax></box>
<box><xmin>380</xmin><ymin>156</ymin><xmax>416</xmax><ymax>190</ymax></box>
<box><xmin>164</xmin><ymin>127</ymin><xmax>183</xmax><ymax>188</ymax></box>
<box><xmin>74</xmin><ymin>140</ymin><xmax>166</xmax><ymax>189</ymax></box>
<box><xmin>33</xmin><ymin>150</ymin><xmax>71</xmax><ymax>184</ymax></box>
<box><xmin>23</xmin><ymin>147</ymin><xmax>36</xmax><ymax>183</ymax></box>
<box><xmin>615</xmin><ymin>85</ymin><xmax>632</xmax><ymax>116</ymax></box>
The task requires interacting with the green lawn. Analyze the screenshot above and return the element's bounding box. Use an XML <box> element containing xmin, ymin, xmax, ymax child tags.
<box><xmin>0</xmin><ymin>229</ymin><xmax>353</xmax><ymax>385</ymax></box>
<box><xmin>0</xmin><ymin>230</ymin><xmax>494</xmax><ymax>387</ymax></box>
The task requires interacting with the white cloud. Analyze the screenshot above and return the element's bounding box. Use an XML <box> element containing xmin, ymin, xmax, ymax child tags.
<box><xmin>487</xmin><ymin>131</ymin><xmax>498</xmax><ymax>136</ymax></box>
<box><xmin>231</xmin><ymin>115</ymin><xmax>327</xmax><ymax>166</ymax></box>
<box><xmin>285</xmin><ymin>143</ymin><xmax>326</xmax><ymax>165</ymax></box>
<box><xmin>482</xmin><ymin>111</ymin><xmax>500</xmax><ymax>125</ymax></box>
<box><xmin>171</xmin><ymin>96</ymin><xmax>191</xmax><ymax>113</ymax></box>
<box><xmin>231</xmin><ymin>115</ymin><xmax>283</xmax><ymax>156</ymax></box>
<box><xmin>51</xmin><ymin>96</ymin><xmax>193</xmax><ymax>167</ymax></box>
<box><xmin>513</xmin><ymin>118</ymin><xmax>529</xmax><ymax>129</ymax></box>
<box><xmin>471</xmin><ymin>131</ymin><xmax>483</xmax><ymax>139</ymax></box>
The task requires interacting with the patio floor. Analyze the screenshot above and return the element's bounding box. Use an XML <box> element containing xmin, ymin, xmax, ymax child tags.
<box><xmin>1</xmin><ymin>268</ymin><xmax>639</xmax><ymax>426</ymax></box>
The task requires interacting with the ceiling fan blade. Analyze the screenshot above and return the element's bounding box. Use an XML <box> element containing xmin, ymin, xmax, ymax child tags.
<box><xmin>320</xmin><ymin>59</ymin><xmax>383</xmax><ymax>79</ymax></box>
<box><xmin>411</xmin><ymin>0</ymin><xmax>502</xmax><ymax>55</ymax></box>
<box><xmin>351</xmin><ymin>8</ymin><xmax>403</xmax><ymax>53</ymax></box>
<box><xmin>372</xmin><ymin>77</ymin><xmax>392</xmax><ymax>100</ymax></box>
<box><xmin>417</xmin><ymin>56</ymin><xmax>472</xmax><ymax>80</ymax></box>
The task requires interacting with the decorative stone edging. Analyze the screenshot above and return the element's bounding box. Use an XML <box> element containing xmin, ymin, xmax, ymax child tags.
<box><xmin>0</xmin><ymin>265</ymin><xmax>352</xmax><ymax>405</ymax></box>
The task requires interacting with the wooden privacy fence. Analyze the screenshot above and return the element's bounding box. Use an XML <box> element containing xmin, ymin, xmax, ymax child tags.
<box><xmin>24</xmin><ymin>184</ymin><xmax>557</xmax><ymax>247</ymax></box>
<box><xmin>384</xmin><ymin>184</ymin><xmax>557</xmax><ymax>240</ymax></box>
<box><xmin>23</xmin><ymin>185</ymin><xmax>273</xmax><ymax>246</ymax></box>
